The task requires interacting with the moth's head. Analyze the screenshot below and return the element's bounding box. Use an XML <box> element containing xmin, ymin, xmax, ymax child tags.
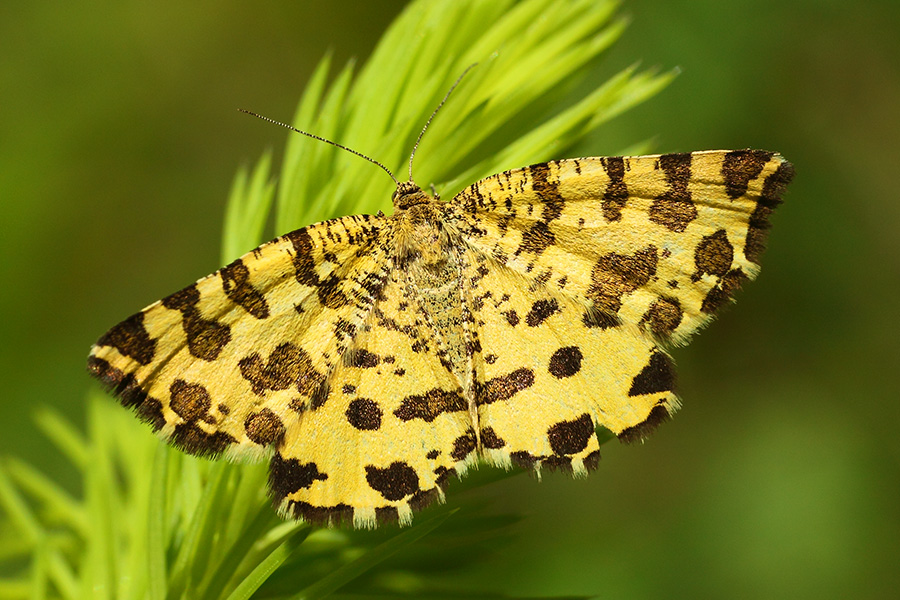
<box><xmin>392</xmin><ymin>181</ymin><xmax>432</xmax><ymax>211</ymax></box>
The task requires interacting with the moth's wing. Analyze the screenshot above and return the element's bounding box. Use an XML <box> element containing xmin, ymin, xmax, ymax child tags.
<box><xmin>88</xmin><ymin>214</ymin><xmax>389</xmax><ymax>463</ymax></box>
<box><xmin>272</xmin><ymin>268</ymin><xmax>476</xmax><ymax>528</ymax></box>
<box><xmin>447</xmin><ymin>150</ymin><xmax>792</xmax><ymax>460</ymax></box>
<box><xmin>460</xmin><ymin>246</ymin><xmax>674</xmax><ymax>472</ymax></box>
<box><xmin>450</xmin><ymin>150</ymin><xmax>794</xmax><ymax>345</ymax></box>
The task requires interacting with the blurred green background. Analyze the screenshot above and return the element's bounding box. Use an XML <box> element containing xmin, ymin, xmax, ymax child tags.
<box><xmin>2</xmin><ymin>1</ymin><xmax>898</xmax><ymax>598</ymax></box>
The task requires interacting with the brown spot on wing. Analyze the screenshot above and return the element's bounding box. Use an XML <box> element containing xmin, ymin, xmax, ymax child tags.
<box><xmin>346</xmin><ymin>398</ymin><xmax>383</xmax><ymax>431</ymax></box>
<box><xmin>481</xmin><ymin>426</ymin><xmax>506</xmax><ymax>449</ymax></box>
<box><xmin>167</xmin><ymin>380</ymin><xmax>237</xmax><ymax>454</ymax></box>
<box><xmin>316</xmin><ymin>274</ymin><xmax>352</xmax><ymax>310</ymax></box>
<box><xmin>515</xmin><ymin>221</ymin><xmax>556</xmax><ymax>256</ymax></box>
<box><xmin>451</xmin><ymin>429</ymin><xmax>477</xmax><ymax>461</ymax></box>
<box><xmin>529</xmin><ymin>162</ymin><xmax>565</xmax><ymax>220</ymax></box>
<box><xmin>640</xmin><ymin>298</ymin><xmax>684</xmax><ymax>338</ymax></box>
<box><xmin>169</xmin><ymin>379</ymin><xmax>212</xmax><ymax>422</ymax></box>
<box><xmin>308</xmin><ymin>381</ymin><xmax>331</xmax><ymax>411</ymax></box>
<box><xmin>333</xmin><ymin>319</ymin><xmax>357</xmax><ymax>343</ymax></box>
<box><xmin>509</xmin><ymin>450</ymin><xmax>538</xmax><ymax>470</ymax></box>
<box><xmin>542</xmin><ymin>455</ymin><xmax>575</xmax><ymax>472</ymax></box>
<box><xmin>238</xmin><ymin>343</ymin><xmax>299</xmax><ymax>394</ymax></box>
<box><xmin>284</xmin><ymin>501</ymin><xmax>352</xmax><ymax>526</ymax></box>
<box><xmin>548</xmin><ymin>346</ymin><xmax>583</xmax><ymax>378</ymax></box>
<box><xmin>693</xmin><ymin>229</ymin><xmax>734</xmax><ymax>281</ymax></box>
<box><xmin>171</xmin><ymin>425</ymin><xmax>236</xmax><ymax>456</ymax></box>
<box><xmin>88</xmin><ymin>356</ymin><xmax>142</xmax><ymax>407</ymax></box>
<box><xmin>628</xmin><ymin>351</ymin><xmax>675</xmax><ymax>397</ymax></box>
<box><xmin>220</xmin><ymin>258</ymin><xmax>270</xmax><ymax>319</ymax></box>
<box><xmin>582</xmin><ymin>305</ymin><xmax>619</xmax><ymax>329</ymax></box>
<box><xmin>514</xmin><ymin>162</ymin><xmax>566</xmax><ymax>256</ymax></box>
<box><xmin>245</xmin><ymin>408</ymin><xmax>285</xmax><ymax>445</ymax></box>
<box><xmin>162</xmin><ymin>284</ymin><xmax>231</xmax><ymax>361</ymax></box>
<box><xmin>587</xmin><ymin>246</ymin><xmax>658</xmax><ymax>313</ymax></box>
<box><xmin>283</xmin><ymin>228</ymin><xmax>316</xmax><ymax>284</ymax></box>
<box><xmin>344</xmin><ymin>348</ymin><xmax>381</xmax><ymax>368</ymax></box>
<box><xmin>96</xmin><ymin>312</ymin><xmax>156</xmax><ymax>365</ymax></box>
<box><xmin>547</xmin><ymin>413</ymin><xmax>594</xmax><ymax>455</ymax></box>
<box><xmin>395</xmin><ymin>388</ymin><xmax>467</xmax><ymax>422</ymax></box>
<box><xmin>365</xmin><ymin>462</ymin><xmax>420</xmax><ymax>501</ymax></box>
<box><xmin>477</xmin><ymin>368</ymin><xmax>535</xmax><ymax>405</ymax></box>
<box><xmin>649</xmin><ymin>153</ymin><xmax>697</xmax><ymax>233</ymax></box>
<box><xmin>525</xmin><ymin>298</ymin><xmax>559</xmax><ymax>327</ymax></box>
<box><xmin>269</xmin><ymin>453</ymin><xmax>328</xmax><ymax>500</ymax></box>
<box><xmin>722</xmin><ymin>150</ymin><xmax>772</xmax><ymax>199</ymax></box>
<box><xmin>601</xmin><ymin>156</ymin><xmax>628</xmax><ymax>222</ymax></box>
<box><xmin>433</xmin><ymin>465</ymin><xmax>456</xmax><ymax>487</ymax></box>
<box><xmin>239</xmin><ymin>342</ymin><xmax>326</xmax><ymax>402</ymax></box>
<box><xmin>284</xmin><ymin>228</ymin><xmax>351</xmax><ymax>309</ymax></box>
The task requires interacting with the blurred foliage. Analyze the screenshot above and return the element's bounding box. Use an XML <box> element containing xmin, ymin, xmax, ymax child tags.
<box><xmin>1</xmin><ymin>0</ymin><xmax>899</xmax><ymax>598</ymax></box>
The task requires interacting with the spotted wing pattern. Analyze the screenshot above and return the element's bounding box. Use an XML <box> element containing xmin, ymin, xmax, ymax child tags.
<box><xmin>89</xmin><ymin>148</ymin><xmax>792</xmax><ymax>528</ymax></box>
<box><xmin>88</xmin><ymin>214</ymin><xmax>389</xmax><ymax>464</ymax></box>
<box><xmin>457</xmin><ymin>246</ymin><xmax>677</xmax><ymax>474</ymax></box>
<box><xmin>272</xmin><ymin>268</ymin><xmax>477</xmax><ymax>527</ymax></box>
<box><xmin>442</xmin><ymin>150</ymin><xmax>792</xmax><ymax>464</ymax></box>
<box><xmin>450</xmin><ymin>150</ymin><xmax>793</xmax><ymax>346</ymax></box>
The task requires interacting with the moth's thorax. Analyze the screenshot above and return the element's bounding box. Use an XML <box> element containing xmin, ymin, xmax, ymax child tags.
<box><xmin>392</xmin><ymin>181</ymin><xmax>433</xmax><ymax>210</ymax></box>
<box><xmin>393</xmin><ymin>201</ymin><xmax>453</xmax><ymax>272</ymax></box>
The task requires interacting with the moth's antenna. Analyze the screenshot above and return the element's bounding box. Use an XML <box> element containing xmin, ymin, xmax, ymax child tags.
<box><xmin>238</xmin><ymin>109</ymin><xmax>399</xmax><ymax>185</ymax></box>
<box><xmin>408</xmin><ymin>63</ymin><xmax>478</xmax><ymax>182</ymax></box>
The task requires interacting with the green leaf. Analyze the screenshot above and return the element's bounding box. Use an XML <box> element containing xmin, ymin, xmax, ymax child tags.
<box><xmin>166</xmin><ymin>463</ymin><xmax>229</xmax><ymax>598</ymax></box>
<box><xmin>45</xmin><ymin>549</ymin><xmax>78</xmax><ymax>600</ymax></box>
<box><xmin>221</xmin><ymin>151</ymin><xmax>276</xmax><ymax>263</ymax></box>
<box><xmin>197</xmin><ymin>507</ymin><xmax>276</xmax><ymax>600</ymax></box>
<box><xmin>290</xmin><ymin>509</ymin><xmax>457</xmax><ymax>600</ymax></box>
<box><xmin>0</xmin><ymin>578</ymin><xmax>31</xmax><ymax>599</ymax></box>
<box><xmin>147</xmin><ymin>444</ymin><xmax>169</xmax><ymax>600</ymax></box>
<box><xmin>223</xmin><ymin>527</ymin><xmax>311</xmax><ymax>600</ymax></box>
<box><xmin>275</xmin><ymin>51</ymin><xmax>335</xmax><ymax>233</ymax></box>
<box><xmin>0</xmin><ymin>463</ymin><xmax>42</xmax><ymax>544</ymax></box>
<box><xmin>81</xmin><ymin>395</ymin><xmax>119</xmax><ymax>600</ymax></box>
<box><xmin>4</xmin><ymin>458</ymin><xmax>88</xmax><ymax>537</ymax></box>
<box><xmin>33</xmin><ymin>407</ymin><xmax>89</xmax><ymax>471</ymax></box>
<box><xmin>260</xmin><ymin>0</ymin><xmax>673</xmax><ymax>234</ymax></box>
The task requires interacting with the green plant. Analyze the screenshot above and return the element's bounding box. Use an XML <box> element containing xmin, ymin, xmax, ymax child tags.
<box><xmin>1</xmin><ymin>0</ymin><xmax>673</xmax><ymax>597</ymax></box>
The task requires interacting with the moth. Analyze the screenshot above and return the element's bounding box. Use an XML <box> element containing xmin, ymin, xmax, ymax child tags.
<box><xmin>89</xmin><ymin>87</ymin><xmax>793</xmax><ymax>528</ymax></box>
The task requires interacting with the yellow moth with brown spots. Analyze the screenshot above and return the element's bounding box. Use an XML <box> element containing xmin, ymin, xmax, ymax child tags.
<box><xmin>89</xmin><ymin>146</ymin><xmax>793</xmax><ymax>528</ymax></box>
